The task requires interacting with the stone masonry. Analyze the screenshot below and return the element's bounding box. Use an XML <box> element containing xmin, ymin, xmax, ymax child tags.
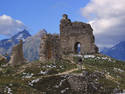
<box><xmin>39</xmin><ymin>14</ymin><xmax>98</xmax><ymax>61</ymax></box>
<box><xmin>60</xmin><ymin>14</ymin><xmax>98</xmax><ymax>55</ymax></box>
<box><xmin>39</xmin><ymin>33</ymin><xmax>61</xmax><ymax>61</ymax></box>
<box><xmin>9</xmin><ymin>40</ymin><xmax>25</xmax><ymax>66</ymax></box>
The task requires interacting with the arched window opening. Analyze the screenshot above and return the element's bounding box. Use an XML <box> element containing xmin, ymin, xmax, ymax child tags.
<box><xmin>74</xmin><ymin>42</ymin><xmax>81</xmax><ymax>54</ymax></box>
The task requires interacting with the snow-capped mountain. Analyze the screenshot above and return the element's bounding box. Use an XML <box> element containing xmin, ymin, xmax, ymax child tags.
<box><xmin>101</xmin><ymin>41</ymin><xmax>125</xmax><ymax>61</ymax></box>
<box><xmin>11</xmin><ymin>29</ymin><xmax>31</xmax><ymax>41</ymax></box>
<box><xmin>0</xmin><ymin>29</ymin><xmax>46</xmax><ymax>61</ymax></box>
<box><xmin>0</xmin><ymin>29</ymin><xmax>31</xmax><ymax>55</ymax></box>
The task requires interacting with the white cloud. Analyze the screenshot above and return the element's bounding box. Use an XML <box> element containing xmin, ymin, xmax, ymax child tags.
<box><xmin>81</xmin><ymin>0</ymin><xmax>125</xmax><ymax>49</ymax></box>
<box><xmin>0</xmin><ymin>14</ymin><xmax>26</xmax><ymax>36</ymax></box>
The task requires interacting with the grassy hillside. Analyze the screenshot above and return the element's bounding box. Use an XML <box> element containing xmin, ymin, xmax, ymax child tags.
<box><xmin>73</xmin><ymin>54</ymin><xmax>125</xmax><ymax>90</ymax></box>
<box><xmin>0</xmin><ymin>54</ymin><xmax>125</xmax><ymax>94</ymax></box>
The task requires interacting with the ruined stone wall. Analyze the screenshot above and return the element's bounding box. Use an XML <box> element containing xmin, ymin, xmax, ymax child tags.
<box><xmin>39</xmin><ymin>14</ymin><xmax>98</xmax><ymax>62</ymax></box>
<box><xmin>60</xmin><ymin>14</ymin><xmax>98</xmax><ymax>55</ymax></box>
<box><xmin>9</xmin><ymin>40</ymin><xmax>25</xmax><ymax>66</ymax></box>
<box><xmin>39</xmin><ymin>33</ymin><xmax>61</xmax><ymax>62</ymax></box>
<box><xmin>39</xmin><ymin>33</ymin><xmax>47</xmax><ymax>62</ymax></box>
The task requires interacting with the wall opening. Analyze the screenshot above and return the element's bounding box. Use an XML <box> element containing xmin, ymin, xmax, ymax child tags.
<box><xmin>74</xmin><ymin>42</ymin><xmax>81</xmax><ymax>54</ymax></box>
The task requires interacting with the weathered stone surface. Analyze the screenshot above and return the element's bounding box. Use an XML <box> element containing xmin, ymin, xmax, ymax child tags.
<box><xmin>68</xmin><ymin>71</ymin><xmax>103</xmax><ymax>93</ymax></box>
<box><xmin>60</xmin><ymin>14</ymin><xmax>98</xmax><ymax>55</ymax></box>
<box><xmin>39</xmin><ymin>14</ymin><xmax>98</xmax><ymax>62</ymax></box>
<box><xmin>0</xmin><ymin>54</ymin><xmax>6</xmax><ymax>63</ymax></box>
<box><xmin>32</xmin><ymin>71</ymin><xmax>122</xmax><ymax>94</ymax></box>
<box><xmin>9</xmin><ymin>40</ymin><xmax>25</xmax><ymax>66</ymax></box>
<box><xmin>67</xmin><ymin>71</ymin><xmax>121</xmax><ymax>94</ymax></box>
<box><xmin>39</xmin><ymin>32</ymin><xmax>47</xmax><ymax>62</ymax></box>
<box><xmin>39</xmin><ymin>33</ymin><xmax>61</xmax><ymax>61</ymax></box>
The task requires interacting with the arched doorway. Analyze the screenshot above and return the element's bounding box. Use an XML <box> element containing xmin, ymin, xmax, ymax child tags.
<box><xmin>74</xmin><ymin>42</ymin><xmax>81</xmax><ymax>54</ymax></box>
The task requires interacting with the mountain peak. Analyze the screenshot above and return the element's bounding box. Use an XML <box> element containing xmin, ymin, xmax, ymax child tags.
<box><xmin>11</xmin><ymin>29</ymin><xmax>31</xmax><ymax>41</ymax></box>
<box><xmin>0</xmin><ymin>29</ymin><xmax>31</xmax><ymax>55</ymax></box>
<box><xmin>22</xmin><ymin>29</ymin><xmax>31</xmax><ymax>34</ymax></box>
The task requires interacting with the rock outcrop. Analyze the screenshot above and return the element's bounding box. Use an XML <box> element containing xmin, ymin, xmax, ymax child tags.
<box><xmin>9</xmin><ymin>40</ymin><xmax>25</xmax><ymax>66</ymax></box>
<box><xmin>0</xmin><ymin>54</ymin><xmax>6</xmax><ymax>63</ymax></box>
<box><xmin>67</xmin><ymin>71</ymin><xmax>104</xmax><ymax>94</ymax></box>
<box><xmin>32</xmin><ymin>71</ymin><xmax>122</xmax><ymax>94</ymax></box>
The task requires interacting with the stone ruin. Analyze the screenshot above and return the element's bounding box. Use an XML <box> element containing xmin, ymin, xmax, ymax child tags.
<box><xmin>60</xmin><ymin>14</ymin><xmax>98</xmax><ymax>54</ymax></box>
<box><xmin>39</xmin><ymin>14</ymin><xmax>98</xmax><ymax>61</ymax></box>
<box><xmin>9</xmin><ymin>40</ymin><xmax>25</xmax><ymax>66</ymax></box>
<box><xmin>39</xmin><ymin>33</ymin><xmax>61</xmax><ymax>62</ymax></box>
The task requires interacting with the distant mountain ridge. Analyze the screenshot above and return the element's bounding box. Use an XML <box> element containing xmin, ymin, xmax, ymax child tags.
<box><xmin>0</xmin><ymin>29</ymin><xmax>31</xmax><ymax>55</ymax></box>
<box><xmin>101</xmin><ymin>41</ymin><xmax>125</xmax><ymax>61</ymax></box>
<box><xmin>0</xmin><ymin>29</ymin><xmax>46</xmax><ymax>61</ymax></box>
<box><xmin>23</xmin><ymin>29</ymin><xmax>46</xmax><ymax>61</ymax></box>
<box><xmin>11</xmin><ymin>29</ymin><xmax>31</xmax><ymax>41</ymax></box>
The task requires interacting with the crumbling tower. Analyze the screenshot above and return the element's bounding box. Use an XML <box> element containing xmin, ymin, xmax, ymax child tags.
<box><xmin>60</xmin><ymin>14</ymin><xmax>98</xmax><ymax>55</ymax></box>
<box><xmin>9</xmin><ymin>40</ymin><xmax>25</xmax><ymax>66</ymax></box>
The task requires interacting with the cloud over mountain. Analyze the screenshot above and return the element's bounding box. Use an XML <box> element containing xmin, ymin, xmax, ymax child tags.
<box><xmin>0</xmin><ymin>14</ymin><xmax>26</xmax><ymax>37</ymax></box>
<box><xmin>81</xmin><ymin>0</ymin><xmax>125</xmax><ymax>48</ymax></box>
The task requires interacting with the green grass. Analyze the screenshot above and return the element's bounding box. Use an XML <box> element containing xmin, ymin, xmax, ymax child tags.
<box><xmin>0</xmin><ymin>54</ymin><xmax>125</xmax><ymax>93</ymax></box>
<box><xmin>0</xmin><ymin>58</ymin><xmax>77</xmax><ymax>93</ymax></box>
<box><xmin>82</xmin><ymin>55</ymin><xmax>125</xmax><ymax>89</ymax></box>
<box><xmin>26</xmin><ymin>59</ymin><xmax>77</xmax><ymax>76</ymax></box>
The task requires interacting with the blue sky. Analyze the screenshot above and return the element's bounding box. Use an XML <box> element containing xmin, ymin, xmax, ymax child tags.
<box><xmin>0</xmin><ymin>0</ymin><xmax>125</xmax><ymax>48</ymax></box>
<box><xmin>0</xmin><ymin>0</ymin><xmax>89</xmax><ymax>36</ymax></box>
